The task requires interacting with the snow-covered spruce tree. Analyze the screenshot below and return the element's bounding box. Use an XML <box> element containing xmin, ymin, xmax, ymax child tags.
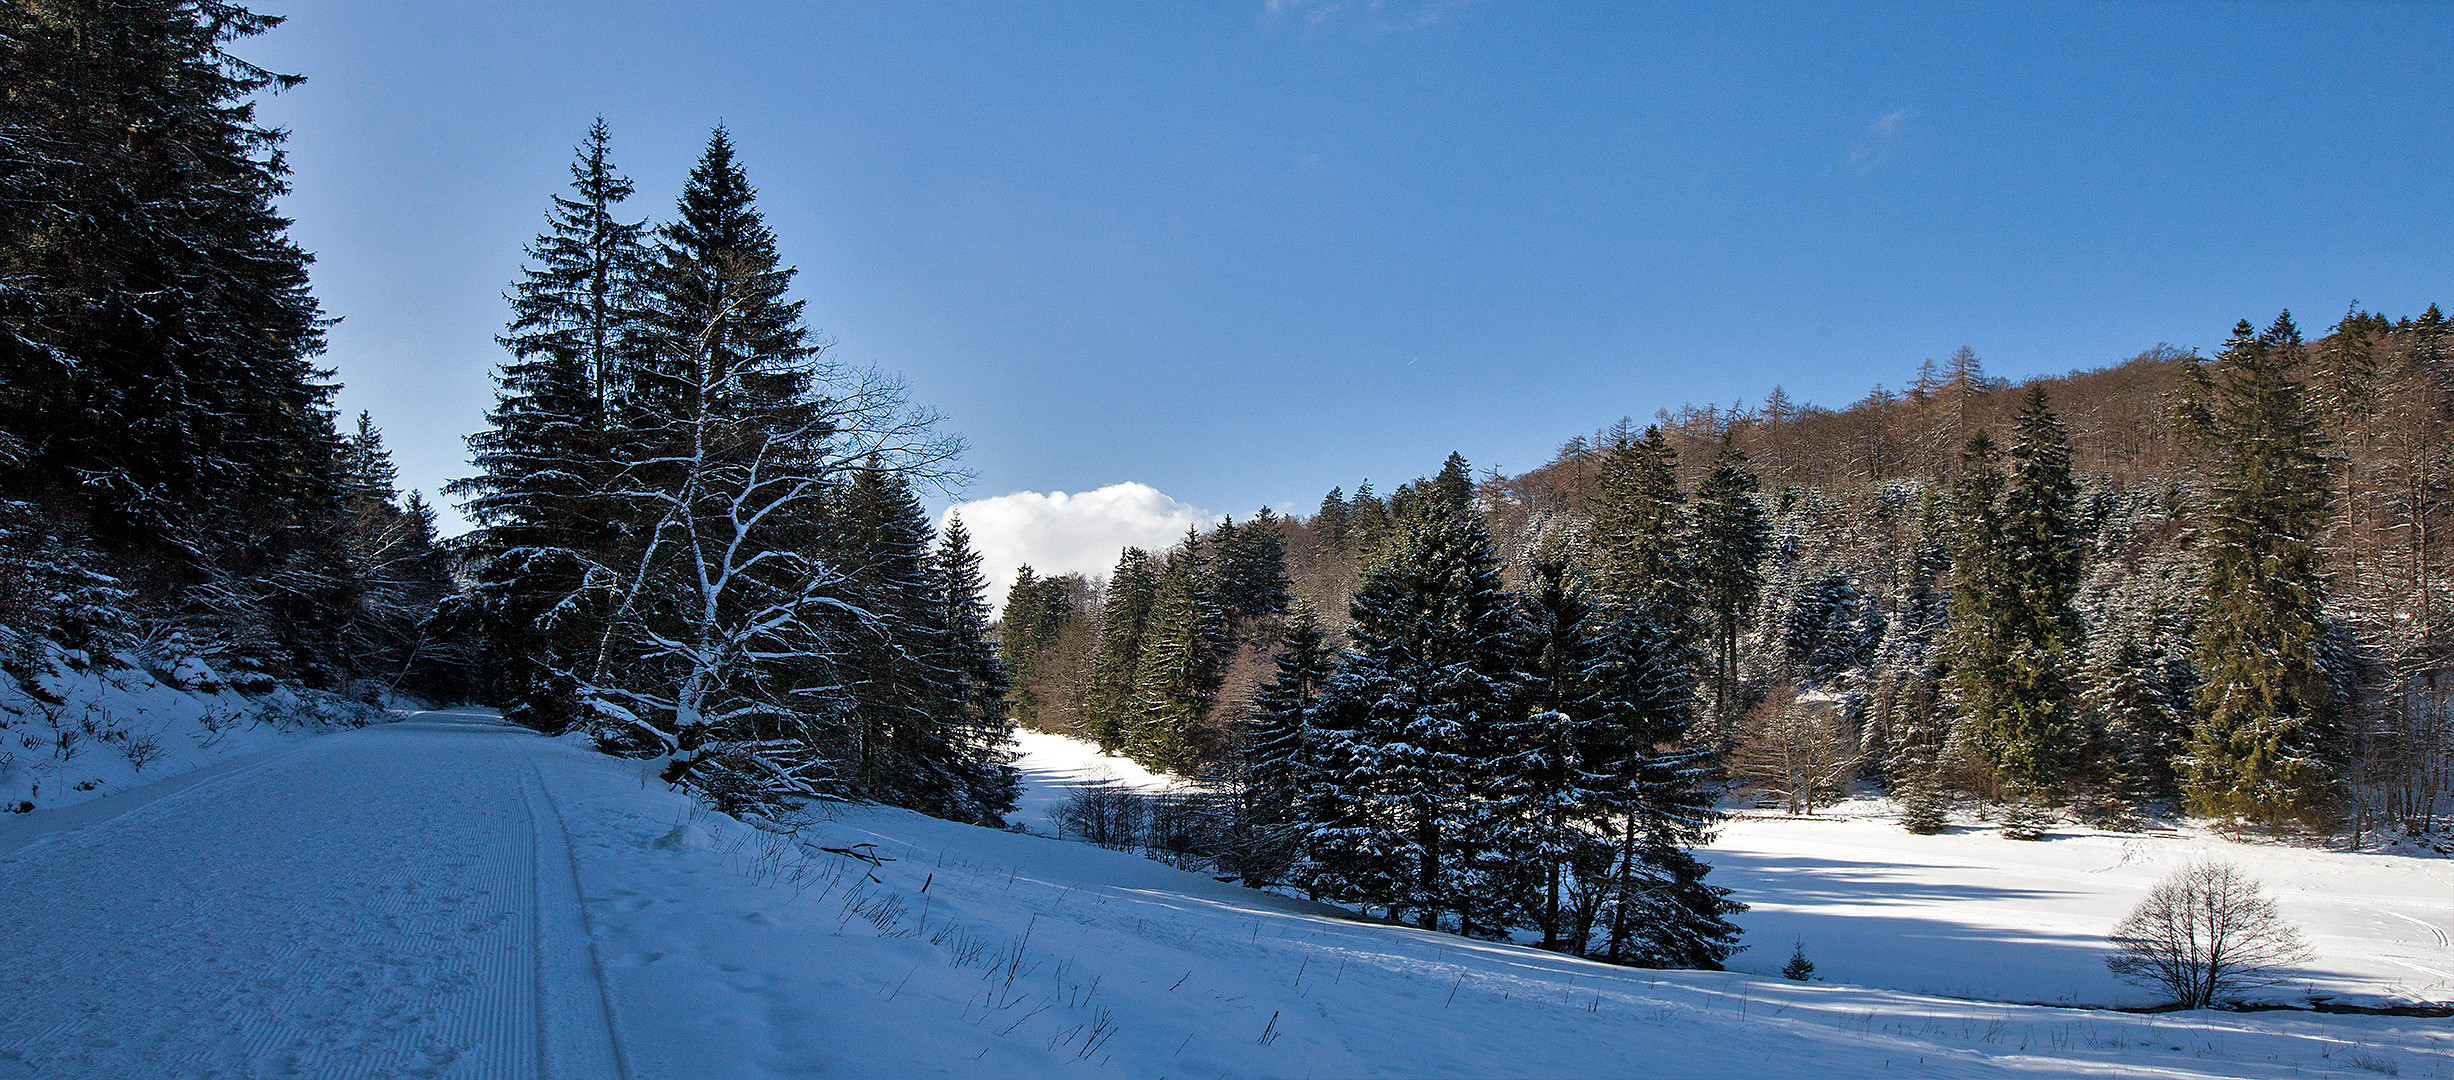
<box><xmin>450</xmin><ymin>119</ymin><xmax>647</xmax><ymax>730</ymax></box>
<box><xmin>1689</xmin><ymin>437</ymin><xmax>1771</xmax><ymax>734</ymax></box>
<box><xmin>2072</xmin><ymin>484</ymin><xmax>2203</xmax><ymax>812</ymax></box>
<box><xmin>1898</xmin><ymin>771</ymin><xmax>1948</xmax><ymax>833</ymax></box>
<box><xmin>1307</xmin><ymin>457</ymin><xmax>1526</xmax><ymax>931</ymax></box>
<box><xmin>2173</xmin><ymin>315</ymin><xmax>2341</xmax><ymax>827</ymax></box>
<box><xmin>586</xmin><ymin>129</ymin><xmax>963</xmax><ymax>814</ymax></box>
<box><xmin>931</xmin><ymin>515</ymin><xmax>1019</xmax><ymax>820</ymax></box>
<box><xmin>1987</xmin><ymin>387</ymin><xmax>2087</xmax><ymax>795</ymax></box>
<box><xmin>1237</xmin><ymin>601</ymin><xmax>1334</xmax><ymax>887</ymax></box>
<box><xmin>0</xmin><ymin>0</ymin><xmax>359</xmax><ymax>680</ymax></box>
<box><xmin>1126</xmin><ymin>532</ymin><xmax>1230</xmax><ymax>773</ymax></box>
<box><xmin>1085</xmin><ymin>547</ymin><xmax>1159</xmax><ymax>752</ymax></box>
<box><xmin>1507</xmin><ymin>557</ymin><xmax>1622</xmax><ymax>950</ymax></box>
<box><xmin>1584</xmin><ymin>425</ymin><xmax>1697</xmax><ymax>649</ymax></box>
<box><xmin>826</xmin><ymin>458</ymin><xmax>1011</xmax><ymax>819</ymax></box>
<box><xmin>1581</xmin><ymin>591</ymin><xmax>1742</xmax><ymax>967</ymax></box>
<box><xmin>1782</xmin><ymin>941</ymin><xmax>1816</xmax><ymax>981</ymax></box>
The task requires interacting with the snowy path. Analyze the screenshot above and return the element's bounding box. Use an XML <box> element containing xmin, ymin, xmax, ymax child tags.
<box><xmin>9</xmin><ymin>717</ymin><xmax>2454</xmax><ymax>1078</ymax></box>
<box><xmin>0</xmin><ymin>711</ymin><xmax>623</xmax><ymax>1080</ymax></box>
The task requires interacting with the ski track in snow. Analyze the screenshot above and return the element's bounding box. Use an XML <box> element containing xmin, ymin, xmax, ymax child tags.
<box><xmin>0</xmin><ymin>711</ymin><xmax>622</xmax><ymax>1080</ymax></box>
<box><xmin>2387</xmin><ymin>910</ymin><xmax>2454</xmax><ymax>951</ymax></box>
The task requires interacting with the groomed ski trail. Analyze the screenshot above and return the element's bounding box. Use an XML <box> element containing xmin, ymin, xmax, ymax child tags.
<box><xmin>0</xmin><ymin>711</ymin><xmax>625</xmax><ymax>1080</ymax></box>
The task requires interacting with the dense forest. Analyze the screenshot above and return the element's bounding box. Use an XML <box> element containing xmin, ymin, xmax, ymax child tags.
<box><xmin>1005</xmin><ymin>311</ymin><xmax>2454</xmax><ymax>895</ymax></box>
<box><xmin>0</xmin><ymin>0</ymin><xmax>464</xmax><ymax>705</ymax></box>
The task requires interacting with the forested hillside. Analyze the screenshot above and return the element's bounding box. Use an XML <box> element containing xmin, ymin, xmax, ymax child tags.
<box><xmin>1004</xmin><ymin>312</ymin><xmax>2454</xmax><ymax>900</ymax></box>
<box><xmin>12</xmin><ymin>0</ymin><xmax>2449</xmax><ymax>980</ymax></box>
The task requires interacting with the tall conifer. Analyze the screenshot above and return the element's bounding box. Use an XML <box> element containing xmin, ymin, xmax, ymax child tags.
<box><xmin>453</xmin><ymin>120</ymin><xmax>647</xmax><ymax>728</ymax></box>
<box><xmin>1689</xmin><ymin>438</ymin><xmax>1770</xmax><ymax>730</ymax></box>
<box><xmin>2177</xmin><ymin>314</ymin><xmax>2340</xmax><ymax>825</ymax></box>
<box><xmin>1308</xmin><ymin>457</ymin><xmax>1524</xmax><ymax>930</ymax></box>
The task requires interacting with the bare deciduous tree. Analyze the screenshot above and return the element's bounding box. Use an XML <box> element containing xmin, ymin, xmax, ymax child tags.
<box><xmin>1730</xmin><ymin>686</ymin><xmax>1862</xmax><ymax>815</ymax></box>
<box><xmin>2106</xmin><ymin>860</ymin><xmax>2311</xmax><ymax>1009</ymax></box>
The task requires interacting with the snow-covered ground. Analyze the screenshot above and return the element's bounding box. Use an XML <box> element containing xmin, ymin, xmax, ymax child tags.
<box><xmin>1009</xmin><ymin>726</ymin><xmax>1181</xmax><ymax>837</ymax></box>
<box><xmin>0</xmin><ymin>710</ymin><xmax>618</xmax><ymax>1079</ymax></box>
<box><xmin>1709</xmin><ymin>802</ymin><xmax>2454</xmax><ymax>1011</ymax></box>
<box><xmin>6</xmin><ymin>718</ymin><xmax>2453</xmax><ymax>1078</ymax></box>
<box><xmin>0</xmin><ymin>646</ymin><xmax>385</xmax><ymax>813</ymax></box>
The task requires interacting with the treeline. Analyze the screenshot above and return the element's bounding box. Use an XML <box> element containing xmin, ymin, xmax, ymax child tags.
<box><xmin>448</xmin><ymin>122</ymin><xmax>1014</xmax><ymax>823</ymax></box>
<box><xmin>1008</xmin><ymin>309</ymin><xmax>2451</xmax><ymax>860</ymax></box>
<box><xmin>1503</xmin><ymin>313</ymin><xmax>2449</xmax><ymax>837</ymax></box>
<box><xmin>1000</xmin><ymin>456</ymin><xmax>1745</xmax><ymax>963</ymax></box>
<box><xmin>0</xmin><ymin>0</ymin><xmax>463</xmax><ymax>703</ymax></box>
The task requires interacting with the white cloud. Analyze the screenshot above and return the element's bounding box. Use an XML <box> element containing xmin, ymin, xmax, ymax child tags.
<box><xmin>1849</xmin><ymin>109</ymin><xmax>1909</xmax><ymax>174</ymax></box>
<box><xmin>944</xmin><ymin>483</ymin><xmax>1223</xmax><ymax>614</ymax></box>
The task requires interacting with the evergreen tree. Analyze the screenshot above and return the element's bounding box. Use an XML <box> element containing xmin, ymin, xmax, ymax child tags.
<box><xmin>830</xmin><ymin>458</ymin><xmax>944</xmax><ymax>799</ymax></box>
<box><xmin>1989</xmin><ymin>387</ymin><xmax>2087</xmax><ymax>791</ymax></box>
<box><xmin>1508</xmin><ymin>558</ymin><xmax>1616</xmax><ymax>949</ymax></box>
<box><xmin>1782</xmin><ymin>942</ymin><xmax>1815</xmax><ymax>981</ymax></box>
<box><xmin>1899</xmin><ymin>773</ymin><xmax>1947</xmax><ymax>834</ymax></box>
<box><xmin>1940</xmin><ymin>432</ymin><xmax>2014</xmax><ymax>789</ymax></box>
<box><xmin>1086</xmin><ymin>547</ymin><xmax>1160</xmax><ymax>751</ymax></box>
<box><xmin>1348</xmin><ymin>481</ymin><xmax>1391</xmax><ymax>563</ymax></box>
<box><xmin>1586</xmin><ymin>426</ymin><xmax>1694</xmax><ymax>640</ymax></box>
<box><xmin>2176</xmin><ymin>314</ymin><xmax>2340</xmax><ymax>825</ymax></box>
<box><xmin>451</xmin><ymin>120</ymin><xmax>647</xmax><ymax>729</ymax></box>
<box><xmin>1307</xmin><ymin>460</ymin><xmax>1524</xmax><ymax>930</ymax></box>
<box><xmin>999</xmin><ymin>565</ymin><xmax>1053</xmax><ymax>726</ymax></box>
<box><xmin>618</xmin><ymin>125</ymin><xmax>822</xmax><ymax>501</ymax></box>
<box><xmin>1240</xmin><ymin>601</ymin><xmax>1334</xmax><ymax>886</ymax></box>
<box><xmin>1689</xmin><ymin>437</ymin><xmax>1771</xmax><ymax>730</ymax></box>
<box><xmin>1313</xmin><ymin>488</ymin><xmax>1351</xmax><ymax>553</ymax></box>
<box><xmin>1127</xmin><ymin>533</ymin><xmax>1228</xmax><ymax>772</ymax></box>
<box><xmin>1587</xmin><ymin>604</ymin><xmax>1745</xmax><ymax>967</ymax></box>
<box><xmin>581</xmin><ymin>130</ymin><xmax>849</xmax><ymax>809</ymax></box>
<box><xmin>932</xmin><ymin>514</ymin><xmax>1017</xmax><ymax>820</ymax></box>
<box><xmin>0</xmin><ymin>0</ymin><xmax>354</xmax><ymax>678</ymax></box>
<box><xmin>1216</xmin><ymin>508</ymin><xmax>1293</xmax><ymax>635</ymax></box>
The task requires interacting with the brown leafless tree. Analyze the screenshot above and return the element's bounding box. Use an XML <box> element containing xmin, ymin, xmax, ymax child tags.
<box><xmin>2106</xmin><ymin>860</ymin><xmax>2311</xmax><ymax>1009</ymax></box>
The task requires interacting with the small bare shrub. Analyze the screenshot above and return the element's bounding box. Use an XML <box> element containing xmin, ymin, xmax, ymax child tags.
<box><xmin>123</xmin><ymin>733</ymin><xmax>165</xmax><ymax>773</ymax></box>
<box><xmin>2106</xmin><ymin>860</ymin><xmax>2310</xmax><ymax>1008</ymax></box>
<box><xmin>1056</xmin><ymin>780</ymin><xmax>1145</xmax><ymax>850</ymax></box>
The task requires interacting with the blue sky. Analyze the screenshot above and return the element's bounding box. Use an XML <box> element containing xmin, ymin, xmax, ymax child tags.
<box><xmin>246</xmin><ymin>1</ymin><xmax>2453</xmax><ymax>588</ymax></box>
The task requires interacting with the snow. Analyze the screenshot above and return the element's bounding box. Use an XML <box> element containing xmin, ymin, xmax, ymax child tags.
<box><xmin>5</xmin><ymin>717</ymin><xmax>2454</xmax><ymax>1078</ymax></box>
<box><xmin>1707</xmin><ymin>799</ymin><xmax>2454</xmax><ymax>1010</ymax></box>
<box><xmin>0</xmin><ymin>710</ymin><xmax>612</xmax><ymax>1078</ymax></box>
<box><xmin>1008</xmin><ymin>726</ymin><xmax>1182</xmax><ymax>837</ymax></box>
<box><xmin>0</xmin><ymin>645</ymin><xmax>385</xmax><ymax>814</ymax></box>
